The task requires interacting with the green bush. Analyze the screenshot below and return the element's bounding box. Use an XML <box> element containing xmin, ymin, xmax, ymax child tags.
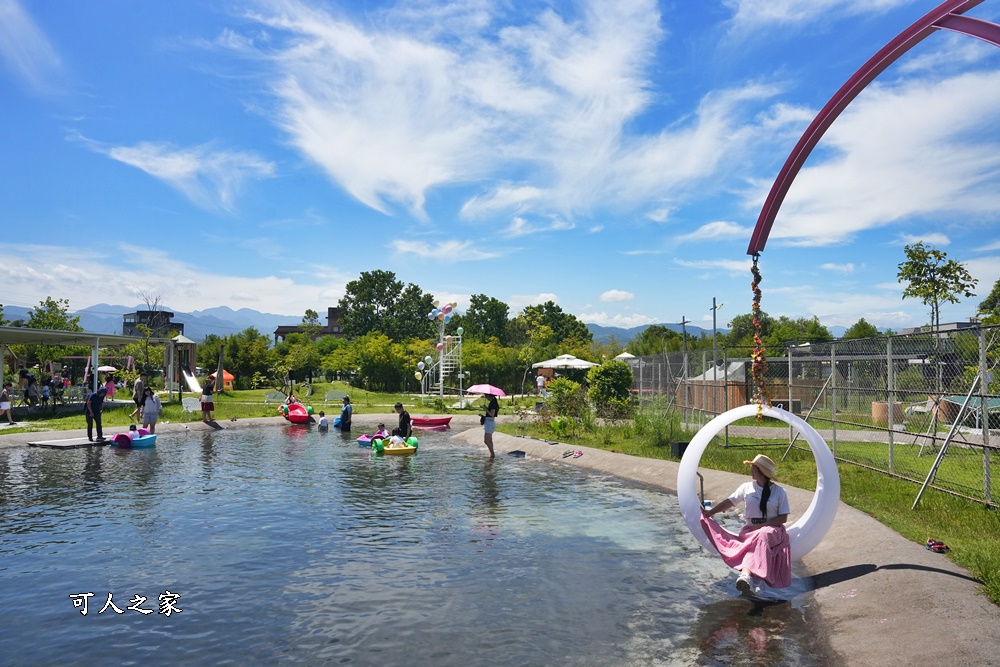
<box><xmin>587</xmin><ymin>361</ymin><xmax>634</xmax><ymax>418</ymax></box>
<box><xmin>547</xmin><ymin>377</ymin><xmax>587</xmax><ymax>419</ymax></box>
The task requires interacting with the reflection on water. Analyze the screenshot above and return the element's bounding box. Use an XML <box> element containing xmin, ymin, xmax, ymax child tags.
<box><xmin>0</xmin><ymin>428</ymin><xmax>825</xmax><ymax>666</ymax></box>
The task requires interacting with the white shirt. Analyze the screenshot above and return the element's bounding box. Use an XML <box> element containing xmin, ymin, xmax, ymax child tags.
<box><xmin>536</xmin><ymin>375</ymin><xmax>545</xmax><ymax>387</ymax></box>
<box><xmin>729</xmin><ymin>480</ymin><xmax>790</xmax><ymax>523</ymax></box>
<box><xmin>318</xmin><ymin>416</ymin><xmax>329</xmax><ymax>429</ymax></box>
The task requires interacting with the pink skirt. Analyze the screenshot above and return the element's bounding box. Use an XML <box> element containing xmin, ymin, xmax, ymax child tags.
<box><xmin>700</xmin><ymin>516</ymin><xmax>792</xmax><ymax>589</ymax></box>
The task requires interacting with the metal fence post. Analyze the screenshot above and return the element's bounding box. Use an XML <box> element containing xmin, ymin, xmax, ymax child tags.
<box><xmin>887</xmin><ymin>336</ymin><xmax>895</xmax><ymax>475</ymax></box>
<box><xmin>831</xmin><ymin>343</ymin><xmax>838</xmax><ymax>457</ymax></box>
<box><xmin>980</xmin><ymin>328</ymin><xmax>993</xmax><ymax>505</ymax></box>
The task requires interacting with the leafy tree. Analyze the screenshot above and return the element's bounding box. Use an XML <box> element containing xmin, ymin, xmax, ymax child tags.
<box><xmin>978</xmin><ymin>278</ymin><xmax>1000</xmax><ymax>325</ymax></box>
<box><xmin>0</xmin><ymin>305</ymin><xmax>8</xmax><ymax>327</ymax></box>
<box><xmin>463</xmin><ymin>294</ymin><xmax>510</xmax><ymax>343</ymax></box>
<box><xmin>300</xmin><ymin>309</ymin><xmax>323</xmax><ymax>338</ymax></box>
<box><xmin>19</xmin><ymin>297</ymin><xmax>87</xmax><ymax>375</ymax></box>
<box><xmin>546</xmin><ymin>377</ymin><xmax>587</xmax><ymax>419</ymax></box>
<box><xmin>766</xmin><ymin>315</ymin><xmax>832</xmax><ymax>348</ymax></box>
<box><xmin>627</xmin><ymin>325</ymin><xmax>682</xmax><ymax>356</ymax></box>
<box><xmin>587</xmin><ymin>360</ymin><xmax>634</xmax><ymax>419</ymax></box>
<box><xmin>842</xmin><ymin>318</ymin><xmax>880</xmax><ymax>340</ymax></box>
<box><xmin>338</xmin><ymin>270</ymin><xmax>435</xmax><ymax>341</ymax></box>
<box><xmin>354</xmin><ymin>332</ymin><xmax>407</xmax><ymax>391</ymax></box>
<box><xmin>274</xmin><ymin>333</ymin><xmax>320</xmax><ymax>383</ymax></box>
<box><xmin>898</xmin><ymin>242</ymin><xmax>977</xmax><ymax>332</ymax></box>
<box><xmin>724</xmin><ymin>311</ymin><xmax>773</xmax><ymax>348</ymax></box>
<box><xmin>226</xmin><ymin>328</ymin><xmax>275</xmax><ymax>389</ymax></box>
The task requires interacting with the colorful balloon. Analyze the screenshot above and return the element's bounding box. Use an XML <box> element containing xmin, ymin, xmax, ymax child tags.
<box><xmin>425</xmin><ymin>356</ymin><xmax>433</xmax><ymax>364</ymax></box>
<box><xmin>437</xmin><ymin>312</ymin><xmax>445</xmax><ymax>320</ymax></box>
<box><xmin>444</xmin><ymin>314</ymin><xmax>452</xmax><ymax>323</ymax></box>
<box><xmin>415</xmin><ymin>371</ymin><xmax>422</xmax><ymax>381</ymax></box>
<box><xmin>456</xmin><ymin>327</ymin><xmax>464</xmax><ymax>336</ymax></box>
<box><xmin>442</xmin><ymin>304</ymin><xmax>452</xmax><ymax>314</ymax></box>
<box><xmin>433</xmin><ymin>300</ymin><xmax>441</xmax><ymax>308</ymax></box>
<box><xmin>417</xmin><ymin>361</ymin><xmax>425</xmax><ymax>370</ymax></box>
<box><xmin>428</xmin><ymin>312</ymin><xmax>436</xmax><ymax>320</ymax></box>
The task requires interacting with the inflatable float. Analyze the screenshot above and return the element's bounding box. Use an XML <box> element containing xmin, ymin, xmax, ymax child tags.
<box><xmin>372</xmin><ymin>436</ymin><xmax>419</xmax><ymax>456</ymax></box>
<box><xmin>357</xmin><ymin>432</ymin><xmax>390</xmax><ymax>447</ymax></box>
<box><xmin>411</xmin><ymin>416</ymin><xmax>451</xmax><ymax>430</ymax></box>
<box><xmin>112</xmin><ymin>428</ymin><xmax>156</xmax><ymax>448</ymax></box>
<box><xmin>279</xmin><ymin>402</ymin><xmax>312</xmax><ymax>424</ymax></box>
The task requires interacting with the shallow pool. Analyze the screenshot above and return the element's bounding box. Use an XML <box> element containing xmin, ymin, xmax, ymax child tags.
<box><xmin>0</xmin><ymin>427</ymin><xmax>827</xmax><ymax>665</ymax></box>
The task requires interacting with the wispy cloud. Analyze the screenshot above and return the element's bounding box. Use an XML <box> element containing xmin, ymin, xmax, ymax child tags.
<box><xmin>391</xmin><ymin>239</ymin><xmax>501</xmax><ymax>261</ymax></box>
<box><xmin>894</xmin><ymin>233</ymin><xmax>950</xmax><ymax>247</ymax></box>
<box><xmin>76</xmin><ymin>135</ymin><xmax>275</xmax><ymax>212</ymax></box>
<box><xmin>724</xmin><ymin>0</ymin><xmax>909</xmax><ymax>34</ymax></box>
<box><xmin>508</xmin><ymin>293</ymin><xmax>560</xmax><ymax>313</ymax></box>
<box><xmin>675</xmin><ymin>221</ymin><xmax>751</xmax><ymax>244</ymax></box>
<box><xmin>600</xmin><ymin>289</ymin><xmax>634</xmax><ymax>302</ymax></box>
<box><xmin>579</xmin><ymin>311</ymin><xmax>658</xmax><ymax>327</ymax></box>
<box><xmin>674</xmin><ymin>258</ymin><xmax>752</xmax><ymax>274</ymax></box>
<box><xmin>504</xmin><ymin>216</ymin><xmax>574</xmax><ymax>238</ymax></box>
<box><xmin>821</xmin><ymin>262</ymin><xmax>854</xmax><ymax>273</ymax></box>
<box><xmin>0</xmin><ymin>0</ymin><xmax>61</xmax><ymax>92</ymax></box>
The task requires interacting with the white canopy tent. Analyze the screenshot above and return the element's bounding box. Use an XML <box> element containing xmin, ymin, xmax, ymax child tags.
<box><xmin>531</xmin><ymin>354</ymin><xmax>599</xmax><ymax>370</ymax></box>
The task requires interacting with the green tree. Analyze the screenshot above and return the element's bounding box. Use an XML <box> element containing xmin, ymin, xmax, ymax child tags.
<box><xmin>300</xmin><ymin>309</ymin><xmax>323</xmax><ymax>338</ymax></box>
<box><xmin>842</xmin><ymin>318</ymin><xmax>880</xmax><ymax>340</ymax></box>
<box><xmin>354</xmin><ymin>332</ymin><xmax>407</xmax><ymax>391</ymax></box>
<box><xmin>463</xmin><ymin>294</ymin><xmax>510</xmax><ymax>343</ymax></box>
<box><xmin>977</xmin><ymin>278</ymin><xmax>1000</xmax><ymax>325</ymax></box>
<box><xmin>338</xmin><ymin>270</ymin><xmax>435</xmax><ymax>341</ymax></box>
<box><xmin>587</xmin><ymin>360</ymin><xmax>634</xmax><ymax>418</ymax></box>
<box><xmin>724</xmin><ymin>311</ymin><xmax>773</xmax><ymax>348</ymax></box>
<box><xmin>627</xmin><ymin>325</ymin><xmax>682</xmax><ymax>356</ymax></box>
<box><xmin>20</xmin><ymin>297</ymin><xmax>87</xmax><ymax>375</ymax></box>
<box><xmin>898</xmin><ymin>242</ymin><xmax>977</xmax><ymax>332</ymax></box>
<box><xmin>765</xmin><ymin>315</ymin><xmax>832</xmax><ymax>348</ymax></box>
<box><xmin>226</xmin><ymin>328</ymin><xmax>275</xmax><ymax>389</ymax></box>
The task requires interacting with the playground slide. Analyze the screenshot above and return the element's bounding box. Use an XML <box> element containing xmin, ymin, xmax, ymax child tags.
<box><xmin>181</xmin><ymin>368</ymin><xmax>202</xmax><ymax>393</ymax></box>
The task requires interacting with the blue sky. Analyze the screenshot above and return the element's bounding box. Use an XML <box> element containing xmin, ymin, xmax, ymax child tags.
<box><xmin>2</xmin><ymin>0</ymin><xmax>999</xmax><ymax>333</ymax></box>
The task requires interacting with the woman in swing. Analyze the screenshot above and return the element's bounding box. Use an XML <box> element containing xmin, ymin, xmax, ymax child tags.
<box><xmin>701</xmin><ymin>454</ymin><xmax>791</xmax><ymax>595</ymax></box>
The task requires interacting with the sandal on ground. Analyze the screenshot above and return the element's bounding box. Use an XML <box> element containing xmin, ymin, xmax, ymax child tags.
<box><xmin>572</xmin><ymin>450</ymin><xmax>583</xmax><ymax>458</ymax></box>
<box><xmin>562</xmin><ymin>450</ymin><xmax>574</xmax><ymax>458</ymax></box>
<box><xmin>930</xmin><ymin>542</ymin><xmax>951</xmax><ymax>553</ymax></box>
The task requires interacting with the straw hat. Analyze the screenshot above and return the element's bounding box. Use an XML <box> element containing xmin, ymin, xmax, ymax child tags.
<box><xmin>744</xmin><ymin>454</ymin><xmax>778</xmax><ymax>480</ymax></box>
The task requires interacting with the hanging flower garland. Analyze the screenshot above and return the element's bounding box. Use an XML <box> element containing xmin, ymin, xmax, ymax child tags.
<box><xmin>750</xmin><ymin>254</ymin><xmax>770</xmax><ymax>421</ymax></box>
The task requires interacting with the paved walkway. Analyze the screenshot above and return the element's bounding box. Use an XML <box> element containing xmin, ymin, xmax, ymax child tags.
<box><xmin>3</xmin><ymin>415</ymin><xmax>999</xmax><ymax>666</ymax></box>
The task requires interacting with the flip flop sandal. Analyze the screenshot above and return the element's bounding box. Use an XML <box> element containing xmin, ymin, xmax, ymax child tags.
<box><xmin>572</xmin><ymin>450</ymin><xmax>583</xmax><ymax>458</ymax></box>
<box><xmin>926</xmin><ymin>539</ymin><xmax>944</xmax><ymax>550</ymax></box>
<box><xmin>562</xmin><ymin>450</ymin><xmax>574</xmax><ymax>458</ymax></box>
<box><xmin>931</xmin><ymin>543</ymin><xmax>950</xmax><ymax>553</ymax></box>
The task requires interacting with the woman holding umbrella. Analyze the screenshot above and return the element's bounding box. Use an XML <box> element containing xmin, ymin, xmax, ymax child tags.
<box><xmin>483</xmin><ymin>393</ymin><xmax>499</xmax><ymax>459</ymax></box>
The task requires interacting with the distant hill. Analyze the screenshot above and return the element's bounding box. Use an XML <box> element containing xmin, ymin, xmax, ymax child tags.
<box><xmin>586</xmin><ymin>322</ymin><xmax>717</xmax><ymax>345</ymax></box>
<box><xmin>2</xmin><ymin>303</ymin><xmax>297</xmax><ymax>342</ymax></box>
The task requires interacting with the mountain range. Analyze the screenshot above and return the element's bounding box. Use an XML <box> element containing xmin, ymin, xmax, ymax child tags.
<box><xmin>1</xmin><ymin>303</ymin><xmax>849</xmax><ymax>345</ymax></box>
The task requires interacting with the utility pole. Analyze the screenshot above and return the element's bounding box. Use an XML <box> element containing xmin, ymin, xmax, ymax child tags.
<box><xmin>710</xmin><ymin>299</ymin><xmax>724</xmax><ymax>416</ymax></box>
<box><xmin>680</xmin><ymin>316</ymin><xmax>691</xmax><ymax>421</ymax></box>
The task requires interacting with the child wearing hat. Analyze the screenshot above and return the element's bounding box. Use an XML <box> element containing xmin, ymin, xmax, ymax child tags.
<box><xmin>701</xmin><ymin>454</ymin><xmax>791</xmax><ymax>595</ymax></box>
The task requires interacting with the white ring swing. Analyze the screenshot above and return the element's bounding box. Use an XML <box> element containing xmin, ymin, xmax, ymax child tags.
<box><xmin>677</xmin><ymin>403</ymin><xmax>840</xmax><ymax>561</ymax></box>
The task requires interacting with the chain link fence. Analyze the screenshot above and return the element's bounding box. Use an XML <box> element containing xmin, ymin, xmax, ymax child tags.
<box><xmin>629</xmin><ymin>325</ymin><xmax>1000</xmax><ymax>507</ymax></box>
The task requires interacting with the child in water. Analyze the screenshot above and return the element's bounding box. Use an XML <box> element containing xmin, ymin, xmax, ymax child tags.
<box><xmin>374</xmin><ymin>423</ymin><xmax>390</xmax><ymax>439</ymax></box>
<box><xmin>318</xmin><ymin>411</ymin><xmax>329</xmax><ymax>431</ymax></box>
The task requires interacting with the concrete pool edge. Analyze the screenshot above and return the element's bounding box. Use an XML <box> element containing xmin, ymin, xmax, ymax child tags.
<box><xmin>3</xmin><ymin>415</ymin><xmax>999</xmax><ymax>666</ymax></box>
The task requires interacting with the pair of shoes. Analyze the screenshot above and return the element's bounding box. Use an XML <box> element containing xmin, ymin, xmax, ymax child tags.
<box><xmin>562</xmin><ymin>450</ymin><xmax>574</xmax><ymax>458</ymax></box>
<box><xmin>926</xmin><ymin>539</ymin><xmax>950</xmax><ymax>553</ymax></box>
<box><xmin>88</xmin><ymin>438</ymin><xmax>94</xmax><ymax>442</ymax></box>
<box><xmin>572</xmin><ymin>450</ymin><xmax>583</xmax><ymax>458</ymax></box>
<box><xmin>736</xmin><ymin>573</ymin><xmax>752</xmax><ymax>596</ymax></box>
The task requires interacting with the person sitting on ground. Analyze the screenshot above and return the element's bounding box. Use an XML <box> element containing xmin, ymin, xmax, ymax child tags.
<box><xmin>318</xmin><ymin>411</ymin><xmax>329</xmax><ymax>431</ymax></box>
<box><xmin>141</xmin><ymin>387</ymin><xmax>162</xmax><ymax>434</ymax></box>
<box><xmin>701</xmin><ymin>454</ymin><xmax>791</xmax><ymax>595</ymax></box>
<box><xmin>1</xmin><ymin>382</ymin><xmax>16</xmax><ymax>426</ymax></box>
<box><xmin>392</xmin><ymin>402</ymin><xmax>412</xmax><ymax>439</ymax></box>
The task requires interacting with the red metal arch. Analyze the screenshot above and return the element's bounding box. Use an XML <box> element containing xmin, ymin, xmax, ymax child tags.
<box><xmin>747</xmin><ymin>0</ymin><xmax>1000</xmax><ymax>255</ymax></box>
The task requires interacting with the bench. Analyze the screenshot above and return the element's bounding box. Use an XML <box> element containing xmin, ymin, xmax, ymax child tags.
<box><xmin>181</xmin><ymin>397</ymin><xmax>201</xmax><ymax>418</ymax></box>
<box><xmin>264</xmin><ymin>391</ymin><xmax>287</xmax><ymax>405</ymax></box>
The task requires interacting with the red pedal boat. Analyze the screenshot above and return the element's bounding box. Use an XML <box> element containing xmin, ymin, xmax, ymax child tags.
<box><xmin>410</xmin><ymin>416</ymin><xmax>452</xmax><ymax>430</ymax></box>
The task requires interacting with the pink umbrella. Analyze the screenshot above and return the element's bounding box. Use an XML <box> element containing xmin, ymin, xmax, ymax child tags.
<box><xmin>466</xmin><ymin>384</ymin><xmax>506</xmax><ymax>397</ymax></box>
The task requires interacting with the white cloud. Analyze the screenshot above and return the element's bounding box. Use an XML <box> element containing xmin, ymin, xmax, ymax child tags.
<box><xmin>589</xmin><ymin>225</ymin><xmax>604</xmax><ymax>233</ymax></box>
<box><xmin>391</xmin><ymin>239</ymin><xmax>501</xmax><ymax>261</ymax></box>
<box><xmin>675</xmin><ymin>221</ymin><xmax>751</xmax><ymax>243</ymax></box>
<box><xmin>504</xmin><ymin>216</ymin><xmax>574</xmax><ymax>238</ymax></box>
<box><xmin>0</xmin><ymin>243</ymin><xmax>350</xmax><ymax>316</ymax></box>
<box><xmin>460</xmin><ymin>184</ymin><xmax>544</xmax><ymax>219</ymax></box>
<box><xmin>894</xmin><ymin>233</ymin><xmax>951</xmax><ymax>247</ymax></box>
<box><xmin>724</xmin><ymin>0</ymin><xmax>908</xmax><ymax>33</ymax></box>
<box><xmin>600</xmin><ymin>289</ymin><xmax>634</xmax><ymax>302</ymax></box>
<box><xmin>821</xmin><ymin>262</ymin><xmax>854</xmax><ymax>273</ymax></box>
<box><xmin>674</xmin><ymin>258</ymin><xmax>752</xmax><ymax>274</ymax></box>
<box><xmin>758</xmin><ymin>71</ymin><xmax>1000</xmax><ymax>246</ymax></box>
<box><xmin>83</xmin><ymin>138</ymin><xmax>275</xmax><ymax>212</ymax></box>
<box><xmin>975</xmin><ymin>240</ymin><xmax>1000</xmax><ymax>252</ymax></box>
<box><xmin>578</xmin><ymin>311</ymin><xmax>658</xmax><ymax>328</ymax></box>
<box><xmin>0</xmin><ymin>0</ymin><xmax>61</xmax><ymax>92</ymax></box>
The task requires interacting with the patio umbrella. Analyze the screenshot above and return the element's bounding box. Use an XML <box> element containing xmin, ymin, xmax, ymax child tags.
<box><xmin>531</xmin><ymin>354</ymin><xmax>598</xmax><ymax>370</ymax></box>
<box><xmin>465</xmin><ymin>383</ymin><xmax>507</xmax><ymax>397</ymax></box>
<box><xmin>97</xmin><ymin>365</ymin><xmax>117</xmax><ymax>372</ymax></box>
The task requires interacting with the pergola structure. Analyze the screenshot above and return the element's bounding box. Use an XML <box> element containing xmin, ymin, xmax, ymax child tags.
<box><xmin>0</xmin><ymin>326</ymin><xmax>176</xmax><ymax>398</ymax></box>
